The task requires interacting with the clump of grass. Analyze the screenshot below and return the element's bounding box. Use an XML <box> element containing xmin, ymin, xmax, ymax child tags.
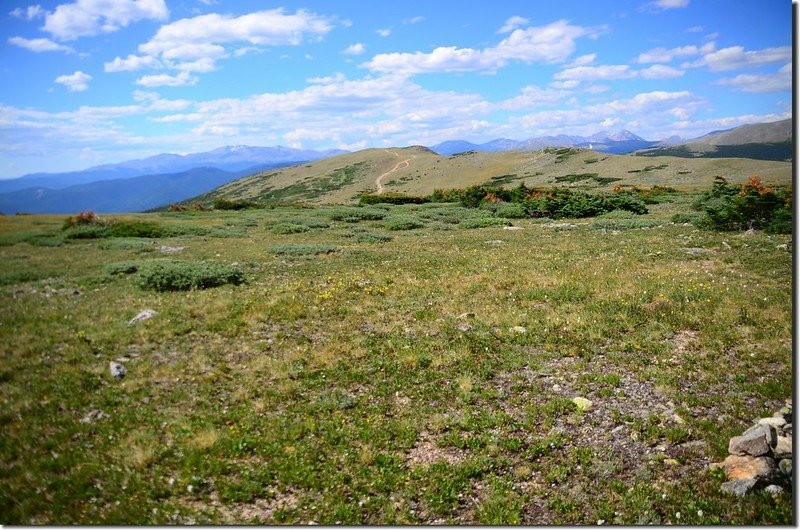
<box><xmin>590</xmin><ymin>219</ymin><xmax>663</xmax><ymax>230</ymax></box>
<box><xmin>97</xmin><ymin>239</ymin><xmax>154</xmax><ymax>251</ymax></box>
<box><xmin>271</xmin><ymin>222</ymin><xmax>310</xmax><ymax>235</ymax></box>
<box><xmin>299</xmin><ymin>218</ymin><xmax>330</xmax><ymax>229</ymax></box>
<box><xmin>671</xmin><ymin>212</ymin><xmax>704</xmax><ymax>224</ymax></box>
<box><xmin>62</xmin><ymin>225</ymin><xmax>109</xmax><ymax>239</ymax></box>
<box><xmin>267</xmin><ymin>244</ymin><xmax>339</xmax><ymax>256</ymax></box>
<box><xmin>137</xmin><ymin>259</ymin><xmax>244</xmax><ymax>291</ymax></box>
<box><xmin>355</xmin><ymin>232</ymin><xmax>393</xmax><ymax>243</ymax></box>
<box><xmin>461</xmin><ymin>217</ymin><xmax>511</xmax><ymax>229</ymax></box>
<box><xmin>384</xmin><ymin>216</ymin><xmax>425</xmax><ymax>231</ymax></box>
<box><xmin>0</xmin><ymin>269</ymin><xmax>56</xmax><ymax>286</ymax></box>
<box><xmin>104</xmin><ymin>261</ymin><xmax>140</xmax><ymax>275</ymax></box>
<box><xmin>329</xmin><ymin>207</ymin><xmax>387</xmax><ymax>222</ymax></box>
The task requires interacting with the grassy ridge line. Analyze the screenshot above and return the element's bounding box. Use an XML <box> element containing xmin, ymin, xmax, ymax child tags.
<box><xmin>181</xmin><ymin>147</ymin><xmax>792</xmax><ymax>208</ymax></box>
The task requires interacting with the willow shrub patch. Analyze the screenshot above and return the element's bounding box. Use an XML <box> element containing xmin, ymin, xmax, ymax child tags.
<box><xmin>136</xmin><ymin>259</ymin><xmax>244</xmax><ymax>291</ymax></box>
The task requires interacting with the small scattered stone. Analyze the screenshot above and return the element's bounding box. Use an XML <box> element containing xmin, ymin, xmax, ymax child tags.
<box><xmin>484</xmin><ymin>240</ymin><xmax>504</xmax><ymax>245</ymax></box>
<box><xmin>510</xmin><ymin>326</ymin><xmax>527</xmax><ymax>334</ymax></box>
<box><xmin>80</xmin><ymin>409</ymin><xmax>109</xmax><ymax>424</ymax></box>
<box><xmin>158</xmin><ymin>245</ymin><xmax>185</xmax><ymax>254</ymax></box>
<box><xmin>784</xmin><ymin>423</ymin><xmax>792</xmax><ymax>434</ymax></box>
<box><xmin>683</xmin><ymin>247</ymin><xmax>711</xmax><ymax>255</ymax></box>
<box><xmin>503</xmin><ymin>226</ymin><xmax>523</xmax><ymax>231</ymax></box>
<box><xmin>778</xmin><ymin>458</ymin><xmax>792</xmax><ymax>476</ymax></box>
<box><xmin>455</xmin><ymin>322</ymin><xmax>472</xmax><ymax>332</ymax></box>
<box><xmin>128</xmin><ymin>309</ymin><xmax>157</xmax><ymax>326</ymax></box>
<box><xmin>721</xmin><ymin>479</ymin><xmax>757</xmax><ymax>497</ymax></box>
<box><xmin>765</xmin><ymin>484</ymin><xmax>784</xmax><ymax>497</ymax></box>
<box><xmin>457</xmin><ymin>312</ymin><xmax>475</xmax><ymax>320</ymax></box>
<box><xmin>679</xmin><ymin>440</ymin><xmax>706</xmax><ymax>450</ymax></box>
<box><xmin>109</xmin><ymin>361</ymin><xmax>126</xmax><ymax>380</ymax></box>
<box><xmin>552</xmin><ymin>384</ymin><xmax>562</xmax><ymax>392</ymax></box>
<box><xmin>572</xmin><ymin>397</ymin><xmax>593</xmax><ymax>411</ymax></box>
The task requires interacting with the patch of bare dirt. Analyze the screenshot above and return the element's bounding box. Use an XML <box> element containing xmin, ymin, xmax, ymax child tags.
<box><xmin>406</xmin><ymin>434</ymin><xmax>467</xmax><ymax>468</ymax></box>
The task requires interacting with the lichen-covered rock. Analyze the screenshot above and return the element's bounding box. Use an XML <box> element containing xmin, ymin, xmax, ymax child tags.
<box><xmin>721</xmin><ymin>479</ymin><xmax>758</xmax><ymax>497</ymax></box>
<box><xmin>773</xmin><ymin>435</ymin><xmax>792</xmax><ymax>459</ymax></box>
<box><xmin>721</xmin><ymin>455</ymin><xmax>778</xmax><ymax>482</ymax></box>
<box><xmin>572</xmin><ymin>397</ymin><xmax>593</xmax><ymax>411</ymax></box>
<box><xmin>758</xmin><ymin>417</ymin><xmax>787</xmax><ymax>429</ymax></box>
<box><xmin>778</xmin><ymin>458</ymin><xmax>792</xmax><ymax>477</ymax></box>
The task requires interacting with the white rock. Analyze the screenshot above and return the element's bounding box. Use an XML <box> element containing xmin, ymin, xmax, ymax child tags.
<box><xmin>765</xmin><ymin>484</ymin><xmax>784</xmax><ymax>497</ymax></box>
<box><xmin>510</xmin><ymin>326</ymin><xmax>527</xmax><ymax>334</ymax></box>
<box><xmin>758</xmin><ymin>417</ymin><xmax>787</xmax><ymax>428</ymax></box>
<box><xmin>109</xmin><ymin>362</ymin><xmax>126</xmax><ymax>380</ymax></box>
<box><xmin>503</xmin><ymin>226</ymin><xmax>523</xmax><ymax>231</ymax></box>
<box><xmin>128</xmin><ymin>309</ymin><xmax>157</xmax><ymax>326</ymax></box>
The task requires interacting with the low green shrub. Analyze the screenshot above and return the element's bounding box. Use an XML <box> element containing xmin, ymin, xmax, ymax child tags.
<box><xmin>384</xmin><ymin>216</ymin><xmax>425</xmax><ymax>230</ymax></box>
<box><xmin>271</xmin><ymin>222</ymin><xmax>310</xmax><ymax>235</ymax></box>
<box><xmin>213</xmin><ymin>198</ymin><xmax>260</xmax><ymax>210</ymax></box>
<box><xmin>670</xmin><ymin>212</ymin><xmax>704</xmax><ymax>224</ymax></box>
<box><xmin>97</xmin><ymin>239</ymin><xmax>154</xmax><ymax>251</ymax></box>
<box><xmin>360</xmin><ymin>193</ymin><xmax>429</xmax><ymax>205</ymax></box>
<box><xmin>106</xmin><ymin>221</ymin><xmax>168</xmax><ymax>238</ymax></box>
<box><xmin>105</xmin><ymin>261</ymin><xmax>140</xmax><ymax>275</ymax></box>
<box><xmin>461</xmin><ymin>217</ymin><xmax>512</xmax><ymax>229</ymax></box>
<box><xmin>355</xmin><ymin>232</ymin><xmax>393</xmax><ymax>243</ymax></box>
<box><xmin>137</xmin><ymin>259</ymin><xmax>244</xmax><ymax>291</ymax></box>
<box><xmin>495</xmin><ymin>204</ymin><xmax>527</xmax><ymax>219</ymax></box>
<box><xmin>590</xmin><ymin>219</ymin><xmax>663</xmax><ymax>230</ymax></box>
<box><xmin>329</xmin><ymin>207</ymin><xmax>388</xmax><ymax>222</ymax></box>
<box><xmin>63</xmin><ymin>225</ymin><xmax>109</xmax><ymax>239</ymax></box>
<box><xmin>267</xmin><ymin>244</ymin><xmax>339</xmax><ymax>256</ymax></box>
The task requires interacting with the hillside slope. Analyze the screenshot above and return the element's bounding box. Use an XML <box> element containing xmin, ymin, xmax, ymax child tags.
<box><xmin>637</xmin><ymin>119</ymin><xmax>792</xmax><ymax>161</ymax></box>
<box><xmin>191</xmin><ymin>146</ymin><xmax>792</xmax><ymax>206</ymax></box>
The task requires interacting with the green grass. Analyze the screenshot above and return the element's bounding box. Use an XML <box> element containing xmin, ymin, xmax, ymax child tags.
<box><xmin>0</xmin><ymin>194</ymin><xmax>791</xmax><ymax>524</ymax></box>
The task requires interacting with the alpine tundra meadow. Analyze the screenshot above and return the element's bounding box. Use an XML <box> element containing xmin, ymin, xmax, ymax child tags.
<box><xmin>0</xmin><ymin>0</ymin><xmax>794</xmax><ymax>525</ymax></box>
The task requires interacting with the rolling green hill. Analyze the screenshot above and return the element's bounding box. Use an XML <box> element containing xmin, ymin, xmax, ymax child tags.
<box><xmin>185</xmin><ymin>146</ymin><xmax>792</xmax><ymax>206</ymax></box>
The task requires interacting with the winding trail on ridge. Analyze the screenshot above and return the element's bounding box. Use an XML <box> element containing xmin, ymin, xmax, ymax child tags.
<box><xmin>375</xmin><ymin>152</ymin><xmax>415</xmax><ymax>194</ymax></box>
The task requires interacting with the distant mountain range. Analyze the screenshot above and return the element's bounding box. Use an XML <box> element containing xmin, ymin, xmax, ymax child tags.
<box><xmin>431</xmin><ymin>130</ymin><xmax>657</xmax><ymax>155</ymax></box>
<box><xmin>429</xmin><ymin>119</ymin><xmax>792</xmax><ymax>157</ymax></box>
<box><xmin>0</xmin><ymin>145</ymin><xmax>347</xmax><ymax>194</ymax></box>
<box><xmin>0</xmin><ymin>145</ymin><xmax>347</xmax><ymax>214</ymax></box>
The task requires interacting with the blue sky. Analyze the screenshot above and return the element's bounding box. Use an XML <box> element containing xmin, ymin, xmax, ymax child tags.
<box><xmin>0</xmin><ymin>0</ymin><xmax>792</xmax><ymax>178</ymax></box>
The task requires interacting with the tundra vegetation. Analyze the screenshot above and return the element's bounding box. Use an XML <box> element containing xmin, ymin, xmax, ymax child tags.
<box><xmin>0</xmin><ymin>177</ymin><xmax>792</xmax><ymax>524</ymax></box>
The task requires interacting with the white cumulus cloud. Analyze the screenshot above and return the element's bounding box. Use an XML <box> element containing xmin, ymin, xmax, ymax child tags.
<box><xmin>8</xmin><ymin>36</ymin><xmax>74</xmax><ymax>53</ymax></box>
<box><xmin>104</xmin><ymin>54</ymin><xmax>162</xmax><ymax>72</ymax></box>
<box><xmin>135</xmin><ymin>71</ymin><xmax>197</xmax><ymax>87</ymax></box>
<box><xmin>43</xmin><ymin>0</ymin><xmax>169</xmax><ymax>40</ymax></box>
<box><xmin>498</xmin><ymin>16</ymin><xmax>529</xmax><ymax>33</ymax></box>
<box><xmin>55</xmin><ymin>70</ymin><xmax>92</xmax><ymax>91</ymax></box>
<box><xmin>343</xmin><ymin>43</ymin><xmax>366</xmax><ymax>55</ymax></box>
<box><xmin>10</xmin><ymin>5</ymin><xmax>44</xmax><ymax>20</ymax></box>
<box><xmin>718</xmin><ymin>63</ymin><xmax>792</xmax><ymax>93</ymax></box>
<box><xmin>363</xmin><ymin>19</ymin><xmax>600</xmax><ymax>75</ymax></box>
<box><xmin>702</xmin><ymin>45</ymin><xmax>791</xmax><ymax>71</ymax></box>
<box><xmin>639</xmin><ymin>64</ymin><xmax>684</xmax><ymax>79</ymax></box>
